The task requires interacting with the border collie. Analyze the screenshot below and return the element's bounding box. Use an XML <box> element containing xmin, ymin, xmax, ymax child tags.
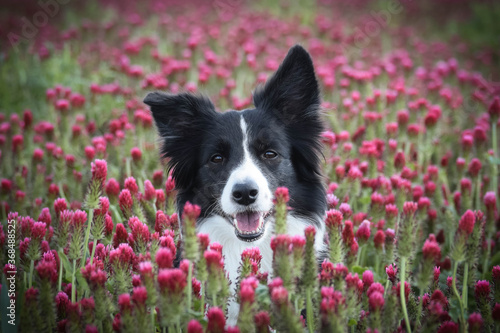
<box><xmin>144</xmin><ymin>45</ymin><xmax>326</xmax><ymax>322</ymax></box>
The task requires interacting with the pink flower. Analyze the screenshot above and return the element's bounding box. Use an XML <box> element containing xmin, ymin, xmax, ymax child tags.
<box><xmin>468</xmin><ymin>158</ymin><xmax>482</xmax><ymax>177</ymax></box>
<box><xmin>270</xmin><ymin>234</ymin><xmax>291</xmax><ymax>253</ymax></box>
<box><xmin>143</xmin><ymin>180</ymin><xmax>155</xmax><ymax>201</ymax></box>
<box><xmin>474</xmin><ymin>280</ymin><xmax>490</xmax><ymax>299</ymax></box>
<box><xmin>274</xmin><ymin>187</ymin><xmax>290</xmax><ymax>203</ymax></box>
<box><xmin>362</xmin><ymin>270</ymin><xmax>374</xmax><ymax>289</ymax></box>
<box><xmin>484</xmin><ymin>192</ymin><xmax>497</xmax><ymax>211</ymax></box>
<box><xmin>31</xmin><ymin>222</ymin><xmax>47</xmax><ymax>240</ymax></box>
<box><xmin>55</xmin><ymin>99</ymin><xmax>70</xmax><ymax>112</ymax></box>
<box><xmin>91</xmin><ymin>159</ymin><xmax>107</xmax><ymax>184</ymax></box>
<box><xmin>254</xmin><ymin>311</ymin><xmax>270</xmax><ymax>331</ymax></box>
<box><xmin>468</xmin><ymin>313</ymin><xmax>483</xmax><ymax>331</ymax></box>
<box><xmin>124</xmin><ymin>177</ymin><xmax>139</xmax><ymax>194</ymax></box>
<box><xmin>105</xmin><ymin>178</ymin><xmax>120</xmax><ymax>197</ymax></box>
<box><xmin>119</xmin><ymin>189</ymin><xmax>133</xmax><ymax>214</ymax></box>
<box><xmin>458</xmin><ymin>210</ymin><xmax>475</xmax><ymax>235</ymax></box>
<box><xmin>368</xmin><ymin>291</ymin><xmax>385</xmax><ymax>311</ymax></box>
<box><xmin>207</xmin><ymin>307</ymin><xmax>226</xmax><ymax>333</ymax></box>
<box><xmin>271</xmin><ymin>286</ymin><xmax>289</xmax><ymax>305</ymax></box>
<box><xmin>488</xmin><ymin>96</ymin><xmax>500</xmax><ymax>119</ymax></box>
<box><xmin>373</xmin><ymin>230</ymin><xmax>385</xmax><ymax>249</ymax></box>
<box><xmin>356</xmin><ymin>220</ymin><xmax>371</xmax><ymax>242</ymax></box>
<box><xmin>385</xmin><ymin>204</ymin><xmax>398</xmax><ymax>219</ymax></box>
<box><xmin>241</xmin><ymin>247</ymin><xmax>262</xmax><ymax>264</ymax></box>
<box><xmin>132</xmin><ymin>286</ymin><xmax>148</xmax><ymax>305</ymax></box>
<box><xmin>118</xmin><ymin>293</ymin><xmax>132</xmax><ymax>311</ymax></box>
<box><xmin>182</xmin><ymin>201</ymin><xmax>201</xmax><ymax>221</ymax></box>
<box><xmin>165</xmin><ymin>176</ymin><xmax>175</xmax><ymax>194</ymax></box>
<box><xmin>204</xmin><ymin>250</ymin><xmax>224</xmax><ymax>272</ymax></box>
<box><xmin>403</xmin><ymin>201</ymin><xmax>418</xmax><ymax>216</ymax></box>
<box><xmin>367</xmin><ymin>282</ymin><xmax>385</xmax><ymax>297</ymax></box>
<box><xmin>492</xmin><ymin>303</ymin><xmax>500</xmax><ymax>322</ymax></box>
<box><xmin>325</xmin><ymin>209</ymin><xmax>343</xmax><ymax>229</ymax></box>
<box><xmin>130</xmin><ymin>147</ymin><xmax>142</xmax><ymax>162</ymax></box>
<box><xmin>72</xmin><ymin>210</ymin><xmax>87</xmax><ymax>229</ymax></box>
<box><xmin>437</xmin><ymin>321</ymin><xmax>458</xmax><ymax>333</ymax></box>
<box><xmin>155</xmin><ymin>248</ymin><xmax>174</xmax><ymax>269</ymax></box>
<box><xmin>109</xmin><ymin>243</ymin><xmax>135</xmax><ymax>268</ymax></box>
<box><xmin>157</xmin><ymin>268</ymin><xmax>186</xmax><ymax>293</ymax></box>
<box><xmin>386</xmin><ymin>264</ymin><xmax>397</xmax><ymax>283</ymax></box>
<box><xmin>187</xmin><ymin>320</ymin><xmax>204</xmax><ymax>333</ymax></box>
<box><xmin>422</xmin><ymin>236</ymin><xmax>441</xmax><ymax>261</ymax></box>
<box><xmin>433</xmin><ymin>266</ymin><xmax>441</xmax><ymax>282</ymax></box>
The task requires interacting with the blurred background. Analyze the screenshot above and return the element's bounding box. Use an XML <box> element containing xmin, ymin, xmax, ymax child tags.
<box><xmin>0</xmin><ymin>0</ymin><xmax>499</xmax><ymax>116</ymax></box>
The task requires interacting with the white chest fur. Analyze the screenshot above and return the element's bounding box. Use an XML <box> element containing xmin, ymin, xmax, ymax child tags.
<box><xmin>197</xmin><ymin>214</ymin><xmax>325</xmax><ymax>325</ymax></box>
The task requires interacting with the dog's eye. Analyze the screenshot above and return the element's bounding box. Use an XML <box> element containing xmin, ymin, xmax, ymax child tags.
<box><xmin>210</xmin><ymin>154</ymin><xmax>224</xmax><ymax>164</ymax></box>
<box><xmin>263</xmin><ymin>150</ymin><xmax>278</xmax><ymax>159</ymax></box>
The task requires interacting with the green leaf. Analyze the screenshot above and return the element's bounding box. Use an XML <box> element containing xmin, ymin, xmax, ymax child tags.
<box><xmin>255</xmin><ymin>284</ymin><xmax>271</xmax><ymax>308</ymax></box>
<box><xmin>58</xmin><ymin>249</ymin><xmax>73</xmax><ymax>281</ymax></box>
<box><xmin>350</xmin><ymin>265</ymin><xmax>368</xmax><ymax>275</ymax></box>
<box><xmin>358</xmin><ymin>195</ymin><xmax>371</xmax><ymax>205</ymax></box>
<box><xmin>488</xmin><ymin>156</ymin><xmax>500</xmax><ymax>165</ymax></box>
<box><xmin>448</xmin><ymin>298</ymin><xmax>461</xmax><ymax>322</ymax></box>
<box><xmin>75</xmin><ymin>270</ymin><xmax>90</xmax><ymax>294</ymax></box>
<box><xmin>348</xmin><ymin>318</ymin><xmax>357</xmax><ymax>326</ymax></box>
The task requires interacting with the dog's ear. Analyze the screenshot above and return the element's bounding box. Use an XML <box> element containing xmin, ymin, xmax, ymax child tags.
<box><xmin>253</xmin><ymin>44</ymin><xmax>320</xmax><ymax>122</ymax></box>
<box><xmin>144</xmin><ymin>92</ymin><xmax>217</xmax><ymax>189</ymax></box>
<box><xmin>253</xmin><ymin>45</ymin><xmax>324</xmax><ymax>183</ymax></box>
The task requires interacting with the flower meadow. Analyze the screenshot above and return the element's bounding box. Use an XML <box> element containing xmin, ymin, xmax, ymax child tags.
<box><xmin>1</xmin><ymin>0</ymin><xmax>500</xmax><ymax>332</ymax></box>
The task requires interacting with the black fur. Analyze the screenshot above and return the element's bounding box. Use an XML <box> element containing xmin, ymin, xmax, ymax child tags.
<box><xmin>144</xmin><ymin>44</ymin><xmax>326</xmax><ymax>226</ymax></box>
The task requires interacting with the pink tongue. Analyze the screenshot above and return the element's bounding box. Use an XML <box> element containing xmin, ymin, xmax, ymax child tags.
<box><xmin>235</xmin><ymin>212</ymin><xmax>261</xmax><ymax>232</ymax></box>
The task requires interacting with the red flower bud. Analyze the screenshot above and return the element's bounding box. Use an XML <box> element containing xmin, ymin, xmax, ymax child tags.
<box><xmin>273</xmin><ymin>187</ymin><xmax>290</xmax><ymax>204</ymax></box>
<box><xmin>368</xmin><ymin>291</ymin><xmax>385</xmax><ymax>311</ymax></box>
<box><xmin>488</xmin><ymin>96</ymin><xmax>500</xmax><ymax>119</ymax></box>
<box><xmin>458</xmin><ymin>210</ymin><xmax>475</xmax><ymax>235</ymax></box>
<box><xmin>187</xmin><ymin>320</ymin><xmax>204</xmax><ymax>333</ymax></box>
<box><xmin>474</xmin><ymin>280</ymin><xmax>490</xmax><ymax>300</ymax></box>
<box><xmin>207</xmin><ymin>307</ymin><xmax>226</xmax><ymax>333</ymax></box>
<box><xmin>90</xmin><ymin>159</ymin><xmax>107</xmax><ymax>184</ymax></box>
<box><xmin>155</xmin><ymin>248</ymin><xmax>174</xmax><ymax>269</ymax></box>
<box><xmin>124</xmin><ymin>177</ymin><xmax>139</xmax><ymax>194</ymax></box>
<box><xmin>157</xmin><ymin>268</ymin><xmax>186</xmax><ymax>293</ymax></box>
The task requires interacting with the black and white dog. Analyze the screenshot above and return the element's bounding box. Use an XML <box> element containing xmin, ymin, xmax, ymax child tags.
<box><xmin>144</xmin><ymin>45</ymin><xmax>326</xmax><ymax>321</ymax></box>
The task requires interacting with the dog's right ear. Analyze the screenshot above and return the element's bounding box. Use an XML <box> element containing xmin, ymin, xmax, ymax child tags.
<box><xmin>143</xmin><ymin>92</ymin><xmax>217</xmax><ymax>189</ymax></box>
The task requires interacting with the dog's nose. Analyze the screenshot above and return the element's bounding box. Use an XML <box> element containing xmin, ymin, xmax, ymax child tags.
<box><xmin>232</xmin><ymin>181</ymin><xmax>259</xmax><ymax>206</ymax></box>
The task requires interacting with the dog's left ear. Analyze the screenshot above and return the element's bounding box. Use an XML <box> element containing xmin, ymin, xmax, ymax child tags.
<box><xmin>253</xmin><ymin>44</ymin><xmax>320</xmax><ymax>122</ymax></box>
<box><xmin>254</xmin><ymin>45</ymin><xmax>323</xmax><ymax>182</ymax></box>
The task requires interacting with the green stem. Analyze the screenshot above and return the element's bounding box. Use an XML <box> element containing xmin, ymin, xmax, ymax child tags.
<box><xmin>400</xmin><ymin>257</ymin><xmax>412</xmax><ymax>333</ymax></box>
<box><xmin>89</xmin><ymin>237</ymin><xmax>98</xmax><ymax>266</ymax></box>
<box><xmin>58</xmin><ymin>256</ymin><xmax>63</xmax><ymax>291</ymax></box>
<box><xmin>29</xmin><ymin>259</ymin><xmax>34</xmax><ymax>288</ymax></box>
<box><xmin>187</xmin><ymin>262</ymin><xmax>192</xmax><ymax>311</ymax></box>
<box><xmin>306</xmin><ymin>287</ymin><xmax>314</xmax><ymax>333</ymax></box>
<box><xmin>200</xmin><ymin>290</ymin><xmax>205</xmax><ymax>314</ymax></box>
<box><xmin>475</xmin><ymin>174</ymin><xmax>481</xmax><ymax>211</ymax></box>
<box><xmin>58</xmin><ymin>181</ymin><xmax>67</xmax><ymax>201</ymax></box>
<box><xmin>462</xmin><ymin>263</ymin><xmax>469</xmax><ymax>312</ymax></box>
<box><xmin>151</xmin><ymin>310</ymin><xmax>155</xmax><ymax>332</ymax></box>
<box><xmin>126</xmin><ymin>157</ymin><xmax>131</xmax><ymax>178</ymax></box>
<box><xmin>81</xmin><ymin>209</ymin><xmax>94</xmax><ymax>267</ymax></box>
<box><xmin>452</xmin><ymin>261</ymin><xmax>465</xmax><ymax>331</ymax></box>
<box><xmin>71</xmin><ymin>259</ymin><xmax>77</xmax><ymax>302</ymax></box>
<box><xmin>492</xmin><ymin>122</ymin><xmax>498</xmax><ymax>201</ymax></box>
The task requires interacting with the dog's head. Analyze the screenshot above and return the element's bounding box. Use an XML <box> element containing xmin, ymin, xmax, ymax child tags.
<box><xmin>144</xmin><ymin>45</ymin><xmax>325</xmax><ymax>242</ymax></box>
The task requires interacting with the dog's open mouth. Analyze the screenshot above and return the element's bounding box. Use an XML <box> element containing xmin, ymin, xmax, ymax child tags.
<box><xmin>232</xmin><ymin>211</ymin><xmax>271</xmax><ymax>242</ymax></box>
